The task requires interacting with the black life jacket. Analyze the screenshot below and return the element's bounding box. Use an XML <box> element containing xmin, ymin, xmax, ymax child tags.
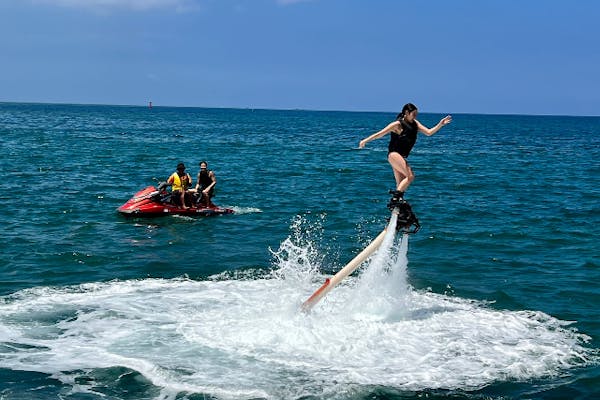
<box><xmin>198</xmin><ymin>169</ymin><xmax>214</xmax><ymax>194</ymax></box>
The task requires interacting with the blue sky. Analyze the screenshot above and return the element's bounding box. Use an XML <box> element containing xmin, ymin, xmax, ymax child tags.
<box><xmin>1</xmin><ymin>0</ymin><xmax>599</xmax><ymax>116</ymax></box>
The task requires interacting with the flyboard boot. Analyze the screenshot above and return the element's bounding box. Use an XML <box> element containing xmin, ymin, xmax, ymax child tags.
<box><xmin>387</xmin><ymin>190</ymin><xmax>420</xmax><ymax>234</ymax></box>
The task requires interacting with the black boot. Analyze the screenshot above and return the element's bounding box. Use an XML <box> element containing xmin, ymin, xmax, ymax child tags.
<box><xmin>388</xmin><ymin>190</ymin><xmax>405</xmax><ymax>210</ymax></box>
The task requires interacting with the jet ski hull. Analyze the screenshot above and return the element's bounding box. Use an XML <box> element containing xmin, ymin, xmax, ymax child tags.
<box><xmin>117</xmin><ymin>186</ymin><xmax>234</xmax><ymax>217</ymax></box>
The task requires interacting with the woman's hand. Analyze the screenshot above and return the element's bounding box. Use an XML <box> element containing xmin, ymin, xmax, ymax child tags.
<box><xmin>359</xmin><ymin>139</ymin><xmax>367</xmax><ymax>149</ymax></box>
<box><xmin>440</xmin><ymin>115</ymin><xmax>452</xmax><ymax>126</ymax></box>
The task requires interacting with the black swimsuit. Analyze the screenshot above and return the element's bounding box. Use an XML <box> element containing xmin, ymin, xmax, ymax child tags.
<box><xmin>388</xmin><ymin>119</ymin><xmax>418</xmax><ymax>158</ymax></box>
<box><xmin>197</xmin><ymin>170</ymin><xmax>214</xmax><ymax>196</ymax></box>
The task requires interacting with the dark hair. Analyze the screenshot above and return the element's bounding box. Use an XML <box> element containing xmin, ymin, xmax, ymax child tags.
<box><xmin>198</xmin><ymin>161</ymin><xmax>208</xmax><ymax>167</ymax></box>
<box><xmin>396</xmin><ymin>103</ymin><xmax>418</xmax><ymax>121</ymax></box>
<box><xmin>177</xmin><ymin>162</ymin><xmax>185</xmax><ymax>170</ymax></box>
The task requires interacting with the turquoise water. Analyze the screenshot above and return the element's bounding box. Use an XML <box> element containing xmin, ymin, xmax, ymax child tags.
<box><xmin>0</xmin><ymin>102</ymin><xmax>599</xmax><ymax>399</ymax></box>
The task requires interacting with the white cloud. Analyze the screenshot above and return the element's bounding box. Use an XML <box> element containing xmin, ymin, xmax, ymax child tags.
<box><xmin>31</xmin><ymin>0</ymin><xmax>198</xmax><ymax>12</ymax></box>
<box><xmin>25</xmin><ymin>0</ymin><xmax>314</xmax><ymax>13</ymax></box>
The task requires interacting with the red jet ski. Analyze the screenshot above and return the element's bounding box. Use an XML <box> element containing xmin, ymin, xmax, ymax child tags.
<box><xmin>117</xmin><ymin>185</ymin><xmax>234</xmax><ymax>217</ymax></box>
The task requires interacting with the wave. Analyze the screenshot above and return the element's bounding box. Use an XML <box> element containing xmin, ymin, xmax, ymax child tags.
<box><xmin>0</xmin><ymin>216</ymin><xmax>596</xmax><ymax>399</ymax></box>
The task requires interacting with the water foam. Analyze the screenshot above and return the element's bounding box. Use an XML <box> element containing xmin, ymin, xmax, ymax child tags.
<box><xmin>0</xmin><ymin>216</ymin><xmax>596</xmax><ymax>399</ymax></box>
<box><xmin>228</xmin><ymin>206</ymin><xmax>262</xmax><ymax>215</ymax></box>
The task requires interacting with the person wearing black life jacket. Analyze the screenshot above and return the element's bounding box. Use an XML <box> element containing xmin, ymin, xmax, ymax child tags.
<box><xmin>166</xmin><ymin>162</ymin><xmax>192</xmax><ymax>209</ymax></box>
<box><xmin>359</xmin><ymin>103</ymin><xmax>452</xmax><ymax>198</ymax></box>
<box><xmin>194</xmin><ymin>161</ymin><xmax>216</xmax><ymax>207</ymax></box>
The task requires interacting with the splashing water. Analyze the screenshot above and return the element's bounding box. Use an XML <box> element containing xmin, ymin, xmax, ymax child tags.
<box><xmin>228</xmin><ymin>206</ymin><xmax>263</xmax><ymax>215</ymax></box>
<box><xmin>0</xmin><ymin>215</ymin><xmax>596</xmax><ymax>399</ymax></box>
<box><xmin>269</xmin><ymin>213</ymin><xmax>325</xmax><ymax>286</ymax></box>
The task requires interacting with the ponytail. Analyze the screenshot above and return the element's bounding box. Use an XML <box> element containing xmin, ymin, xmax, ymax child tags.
<box><xmin>396</xmin><ymin>103</ymin><xmax>418</xmax><ymax>121</ymax></box>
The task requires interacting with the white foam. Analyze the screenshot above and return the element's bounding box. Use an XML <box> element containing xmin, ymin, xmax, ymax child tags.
<box><xmin>228</xmin><ymin>206</ymin><xmax>262</xmax><ymax>214</ymax></box>
<box><xmin>0</xmin><ymin>217</ymin><xmax>595</xmax><ymax>399</ymax></box>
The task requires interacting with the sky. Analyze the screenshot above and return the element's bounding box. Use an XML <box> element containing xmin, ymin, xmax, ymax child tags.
<box><xmin>1</xmin><ymin>0</ymin><xmax>599</xmax><ymax>116</ymax></box>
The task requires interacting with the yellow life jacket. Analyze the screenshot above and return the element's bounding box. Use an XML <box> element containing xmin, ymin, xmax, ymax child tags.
<box><xmin>169</xmin><ymin>172</ymin><xmax>189</xmax><ymax>192</ymax></box>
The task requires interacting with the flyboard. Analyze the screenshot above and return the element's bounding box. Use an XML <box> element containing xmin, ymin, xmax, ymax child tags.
<box><xmin>301</xmin><ymin>191</ymin><xmax>420</xmax><ymax>312</ymax></box>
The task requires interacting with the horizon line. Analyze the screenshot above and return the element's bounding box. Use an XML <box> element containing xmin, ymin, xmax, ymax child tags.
<box><xmin>1</xmin><ymin>100</ymin><xmax>598</xmax><ymax>118</ymax></box>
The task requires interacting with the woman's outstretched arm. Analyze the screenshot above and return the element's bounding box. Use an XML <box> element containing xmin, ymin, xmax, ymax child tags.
<box><xmin>416</xmin><ymin>115</ymin><xmax>452</xmax><ymax>136</ymax></box>
<box><xmin>359</xmin><ymin>120</ymin><xmax>401</xmax><ymax>148</ymax></box>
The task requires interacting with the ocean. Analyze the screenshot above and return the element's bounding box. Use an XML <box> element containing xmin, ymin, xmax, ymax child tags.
<box><xmin>0</xmin><ymin>102</ymin><xmax>598</xmax><ymax>399</ymax></box>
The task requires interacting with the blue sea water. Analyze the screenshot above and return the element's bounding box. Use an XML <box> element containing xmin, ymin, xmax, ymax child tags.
<box><xmin>0</xmin><ymin>102</ymin><xmax>599</xmax><ymax>399</ymax></box>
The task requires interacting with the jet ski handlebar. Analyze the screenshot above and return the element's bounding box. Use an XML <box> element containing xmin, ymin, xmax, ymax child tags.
<box><xmin>157</xmin><ymin>181</ymin><xmax>168</xmax><ymax>192</ymax></box>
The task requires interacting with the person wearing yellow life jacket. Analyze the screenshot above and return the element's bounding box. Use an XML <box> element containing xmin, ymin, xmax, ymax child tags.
<box><xmin>166</xmin><ymin>163</ymin><xmax>192</xmax><ymax>209</ymax></box>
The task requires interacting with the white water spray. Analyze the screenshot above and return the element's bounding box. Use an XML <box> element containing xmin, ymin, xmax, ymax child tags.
<box><xmin>351</xmin><ymin>229</ymin><xmax>412</xmax><ymax>321</ymax></box>
<box><xmin>0</xmin><ymin>215</ymin><xmax>596</xmax><ymax>399</ymax></box>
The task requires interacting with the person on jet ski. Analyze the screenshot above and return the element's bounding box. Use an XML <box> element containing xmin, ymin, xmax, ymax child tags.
<box><xmin>194</xmin><ymin>161</ymin><xmax>216</xmax><ymax>207</ymax></box>
<box><xmin>166</xmin><ymin>162</ymin><xmax>192</xmax><ymax>209</ymax></box>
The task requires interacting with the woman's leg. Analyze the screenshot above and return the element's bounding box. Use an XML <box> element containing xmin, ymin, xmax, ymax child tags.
<box><xmin>388</xmin><ymin>152</ymin><xmax>414</xmax><ymax>192</ymax></box>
